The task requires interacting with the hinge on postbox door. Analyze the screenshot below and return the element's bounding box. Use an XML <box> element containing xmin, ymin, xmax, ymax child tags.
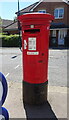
<box><xmin>24</xmin><ymin>40</ymin><xmax>27</xmax><ymax>50</ymax></box>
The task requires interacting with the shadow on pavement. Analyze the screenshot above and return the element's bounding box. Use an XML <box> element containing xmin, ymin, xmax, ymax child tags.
<box><xmin>24</xmin><ymin>101</ymin><xmax>58</xmax><ymax>120</ymax></box>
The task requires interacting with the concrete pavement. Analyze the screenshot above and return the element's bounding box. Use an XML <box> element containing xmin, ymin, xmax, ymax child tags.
<box><xmin>3</xmin><ymin>81</ymin><xmax>68</xmax><ymax>119</ymax></box>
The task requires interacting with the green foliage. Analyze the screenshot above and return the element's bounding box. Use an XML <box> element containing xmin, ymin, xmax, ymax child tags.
<box><xmin>0</xmin><ymin>17</ymin><xmax>2</xmax><ymax>33</ymax></box>
<box><xmin>0</xmin><ymin>17</ymin><xmax>2</xmax><ymax>24</ymax></box>
<box><xmin>0</xmin><ymin>34</ymin><xmax>20</xmax><ymax>47</ymax></box>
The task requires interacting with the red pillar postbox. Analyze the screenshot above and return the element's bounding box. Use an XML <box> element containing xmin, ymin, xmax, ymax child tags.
<box><xmin>18</xmin><ymin>13</ymin><xmax>54</xmax><ymax>104</ymax></box>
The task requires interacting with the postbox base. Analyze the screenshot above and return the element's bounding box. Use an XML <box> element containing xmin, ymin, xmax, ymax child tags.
<box><xmin>23</xmin><ymin>81</ymin><xmax>48</xmax><ymax>105</ymax></box>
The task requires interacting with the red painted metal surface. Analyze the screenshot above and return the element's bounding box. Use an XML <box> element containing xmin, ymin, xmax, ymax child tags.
<box><xmin>18</xmin><ymin>13</ymin><xmax>54</xmax><ymax>84</ymax></box>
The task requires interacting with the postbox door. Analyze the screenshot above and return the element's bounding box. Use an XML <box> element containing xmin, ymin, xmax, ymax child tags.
<box><xmin>22</xmin><ymin>30</ymin><xmax>48</xmax><ymax>84</ymax></box>
<box><xmin>23</xmin><ymin>34</ymin><xmax>40</xmax><ymax>82</ymax></box>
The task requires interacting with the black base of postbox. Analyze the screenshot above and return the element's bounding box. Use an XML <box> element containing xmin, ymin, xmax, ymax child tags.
<box><xmin>23</xmin><ymin>81</ymin><xmax>48</xmax><ymax>105</ymax></box>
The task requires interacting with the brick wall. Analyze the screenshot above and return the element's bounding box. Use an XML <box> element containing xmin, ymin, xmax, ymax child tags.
<box><xmin>34</xmin><ymin>2</ymin><xmax>69</xmax><ymax>26</ymax></box>
<box><xmin>3</xmin><ymin>30</ymin><xmax>18</xmax><ymax>35</ymax></box>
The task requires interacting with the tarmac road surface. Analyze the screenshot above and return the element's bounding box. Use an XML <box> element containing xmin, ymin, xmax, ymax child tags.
<box><xmin>0</xmin><ymin>47</ymin><xmax>68</xmax><ymax>87</ymax></box>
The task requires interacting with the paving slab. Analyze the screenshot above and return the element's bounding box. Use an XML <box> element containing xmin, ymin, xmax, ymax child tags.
<box><xmin>3</xmin><ymin>82</ymin><xmax>68</xmax><ymax>119</ymax></box>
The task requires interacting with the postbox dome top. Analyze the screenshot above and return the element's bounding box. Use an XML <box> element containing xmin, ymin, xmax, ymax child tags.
<box><xmin>18</xmin><ymin>13</ymin><xmax>54</xmax><ymax>20</ymax></box>
<box><xmin>18</xmin><ymin>13</ymin><xmax>54</xmax><ymax>25</ymax></box>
